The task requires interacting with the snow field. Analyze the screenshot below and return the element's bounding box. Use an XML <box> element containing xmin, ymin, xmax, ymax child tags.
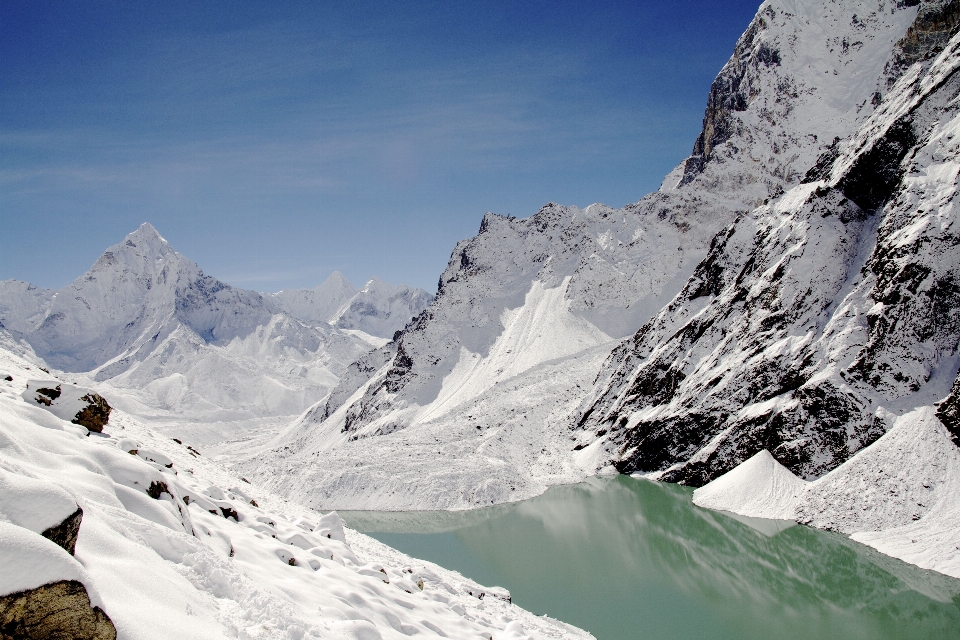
<box><xmin>0</xmin><ymin>340</ymin><xmax>593</xmax><ymax>640</ymax></box>
<box><xmin>245</xmin><ymin>342</ymin><xmax>617</xmax><ymax>511</ymax></box>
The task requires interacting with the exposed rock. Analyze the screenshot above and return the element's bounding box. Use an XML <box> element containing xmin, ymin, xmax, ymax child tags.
<box><xmin>219</xmin><ymin>506</ymin><xmax>239</xmax><ymax>521</ymax></box>
<box><xmin>0</xmin><ymin>580</ymin><xmax>116</xmax><ymax>640</ymax></box>
<box><xmin>34</xmin><ymin>386</ymin><xmax>61</xmax><ymax>406</ymax></box>
<box><xmin>72</xmin><ymin>394</ymin><xmax>111</xmax><ymax>432</ymax></box>
<box><xmin>146</xmin><ymin>481</ymin><xmax>171</xmax><ymax>500</ymax></box>
<box><xmin>39</xmin><ymin>508</ymin><xmax>83</xmax><ymax>557</ymax></box>
<box><xmin>575</xmin><ymin>1</ymin><xmax>960</xmax><ymax>486</ymax></box>
<box><xmin>935</xmin><ymin>372</ymin><xmax>960</xmax><ymax>445</ymax></box>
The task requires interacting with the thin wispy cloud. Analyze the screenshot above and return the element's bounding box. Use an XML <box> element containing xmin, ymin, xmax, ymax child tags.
<box><xmin>1</xmin><ymin>0</ymin><xmax>762</xmax><ymax>292</ymax></box>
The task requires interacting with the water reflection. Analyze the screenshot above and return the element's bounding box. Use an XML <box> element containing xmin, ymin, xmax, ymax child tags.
<box><xmin>343</xmin><ymin>476</ymin><xmax>960</xmax><ymax>640</ymax></box>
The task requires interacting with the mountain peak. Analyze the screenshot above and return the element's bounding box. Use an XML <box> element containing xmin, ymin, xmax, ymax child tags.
<box><xmin>125</xmin><ymin>222</ymin><xmax>169</xmax><ymax>248</ymax></box>
<box><xmin>323</xmin><ymin>271</ymin><xmax>354</xmax><ymax>290</ymax></box>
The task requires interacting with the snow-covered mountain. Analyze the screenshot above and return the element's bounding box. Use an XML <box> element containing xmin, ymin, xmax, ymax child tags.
<box><xmin>330</xmin><ymin>276</ymin><xmax>435</xmax><ymax>339</ymax></box>
<box><xmin>0</xmin><ymin>224</ymin><xmax>373</xmax><ymax>422</ymax></box>
<box><xmin>246</xmin><ymin>0</ymin><xmax>934</xmax><ymax>510</ymax></box>
<box><xmin>0</xmin><ymin>279</ymin><xmax>55</xmax><ymax>334</ymax></box>
<box><xmin>271</xmin><ymin>274</ymin><xmax>434</xmax><ymax>340</ymax></box>
<box><xmin>574</xmin><ymin>0</ymin><xmax>960</xmax><ymax>486</ymax></box>
<box><xmin>269</xmin><ymin>271</ymin><xmax>358</xmax><ymax>326</ymax></box>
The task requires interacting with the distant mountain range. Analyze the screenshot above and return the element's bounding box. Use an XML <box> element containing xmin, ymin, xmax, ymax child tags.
<box><xmin>0</xmin><ymin>223</ymin><xmax>432</xmax><ymax>422</ymax></box>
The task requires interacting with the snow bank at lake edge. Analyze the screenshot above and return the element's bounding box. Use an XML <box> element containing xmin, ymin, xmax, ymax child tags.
<box><xmin>693</xmin><ymin>407</ymin><xmax>960</xmax><ymax>579</ymax></box>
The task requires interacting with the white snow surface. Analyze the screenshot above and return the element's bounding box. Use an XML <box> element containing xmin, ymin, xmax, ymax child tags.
<box><xmin>0</xmin><ymin>467</ymin><xmax>78</xmax><ymax>534</ymax></box>
<box><xmin>693</xmin><ymin>408</ymin><xmax>960</xmax><ymax>579</ymax></box>
<box><xmin>0</xmin><ymin>521</ymin><xmax>99</xmax><ymax>601</ymax></box>
<box><xmin>0</xmin><ymin>336</ymin><xmax>592</xmax><ymax>640</ymax></box>
<box><xmin>692</xmin><ymin>450</ymin><xmax>806</xmax><ymax>521</ymax></box>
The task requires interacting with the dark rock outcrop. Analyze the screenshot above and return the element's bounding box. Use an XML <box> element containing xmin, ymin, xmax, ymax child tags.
<box><xmin>40</xmin><ymin>508</ymin><xmax>83</xmax><ymax>557</ymax></box>
<box><xmin>72</xmin><ymin>394</ymin><xmax>111</xmax><ymax>432</ymax></box>
<box><xmin>935</xmin><ymin>372</ymin><xmax>960</xmax><ymax>446</ymax></box>
<box><xmin>0</xmin><ymin>580</ymin><xmax>116</xmax><ymax>640</ymax></box>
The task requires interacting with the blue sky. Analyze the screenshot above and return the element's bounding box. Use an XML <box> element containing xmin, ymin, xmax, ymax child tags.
<box><xmin>1</xmin><ymin>0</ymin><xmax>762</xmax><ymax>293</ymax></box>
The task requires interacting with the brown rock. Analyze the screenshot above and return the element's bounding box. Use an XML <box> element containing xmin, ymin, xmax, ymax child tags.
<box><xmin>72</xmin><ymin>394</ymin><xmax>111</xmax><ymax>432</ymax></box>
<box><xmin>0</xmin><ymin>580</ymin><xmax>116</xmax><ymax>640</ymax></box>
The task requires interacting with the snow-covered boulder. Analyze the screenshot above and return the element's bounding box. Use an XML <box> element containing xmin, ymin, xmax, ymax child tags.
<box><xmin>21</xmin><ymin>380</ymin><xmax>111</xmax><ymax>432</ymax></box>
<box><xmin>0</xmin><ymin>468</ymin><xmax>82</xmax><ymax>554</ymax></box>
<box><xmin>0</xmin><ymin>522</ymin><xmax>115</xmax><ymax>639</ymax></box>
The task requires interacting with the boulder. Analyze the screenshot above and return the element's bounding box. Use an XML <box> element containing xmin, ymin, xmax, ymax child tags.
<box><xmin>40</xmin><ymin>508</ymin><xmax>83</xmax><ymax>557</ymax></box>
<box><xmin>21</xmin><ymin>381</ymin><xmax>111</xmax><ymax>433</ymax></box>
<box><xmin>0</xmin><ymin>580</ymin><xmax>116</xmax><ymax>640</ymax></box>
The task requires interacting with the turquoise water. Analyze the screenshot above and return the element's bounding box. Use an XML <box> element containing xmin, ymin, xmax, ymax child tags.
<box><xmin>341</xmin><ymin>475</ymin><xmax>960</xmax><ymax>640</ymax></box>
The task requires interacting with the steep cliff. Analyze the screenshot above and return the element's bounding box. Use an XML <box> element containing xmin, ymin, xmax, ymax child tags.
<box><xmin>575</xmin><ymin>0</ymin><xmax>960</xmax><ymax>486</ymax></box>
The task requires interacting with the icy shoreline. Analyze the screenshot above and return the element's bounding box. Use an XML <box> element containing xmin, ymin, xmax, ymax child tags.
<box><xmin>693</xmin><ymin>407</ymin><xmax>960</xmax><ymax>580</ymax></box>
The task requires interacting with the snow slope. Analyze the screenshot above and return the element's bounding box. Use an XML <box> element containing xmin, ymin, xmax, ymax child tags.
<box><xmin>0</xmin><ymin>335</ymin><xmax>592</xmax><ymax>640</ymax></box>
<box><xmin>576</xmin><ymin>0</ymin><xmax>960</xmax><ymax>485</ymax></box>
<box><xmin>693</xmin><ymin>407</ymin><xmax>960</xmax><ymax>579</ymax></box>
<box><xmin>0</xmin><ymin>279</ymin><xmax>55</xmax><ymax>333</ymax></box>
<box><xmin>243</xmin><ymin>0</ymin><xmax>926</xmax><ymax>511</ymax></box>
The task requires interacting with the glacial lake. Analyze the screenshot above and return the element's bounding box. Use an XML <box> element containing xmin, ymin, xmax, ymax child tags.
<box><xmin>341</xmin><ymin>475</ymin><xmax>960</xmax><ymax>640</ymax></box>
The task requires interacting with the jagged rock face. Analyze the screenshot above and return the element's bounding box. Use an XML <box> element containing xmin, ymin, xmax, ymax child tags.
<box><xmin>40</xmin><ymin>508</ymin><xmax>83</xmax><ymax>556</ymax></box>
<box><xmin>678</xmin><ymin>0</ymin><xmax>918</xmax><ymax>190</ymax></box>
<box><xmin>0</xmin><ymin>580</ymin><xmax>116</xmax><ymax>640</ymax></box>
<box><xmin>935</xmin><ymin>371</ymin><xmax>960</xmax><ymax>445</ymax></box>
<box><xmin>288</xmin><ymin>0</ymin><xmax>918</xmax><ymax>448</ymax></box>
<box><xmin>575</xmin><ymin>3</ymin><xmax>960</xmax><ymax>485</ymax></box>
